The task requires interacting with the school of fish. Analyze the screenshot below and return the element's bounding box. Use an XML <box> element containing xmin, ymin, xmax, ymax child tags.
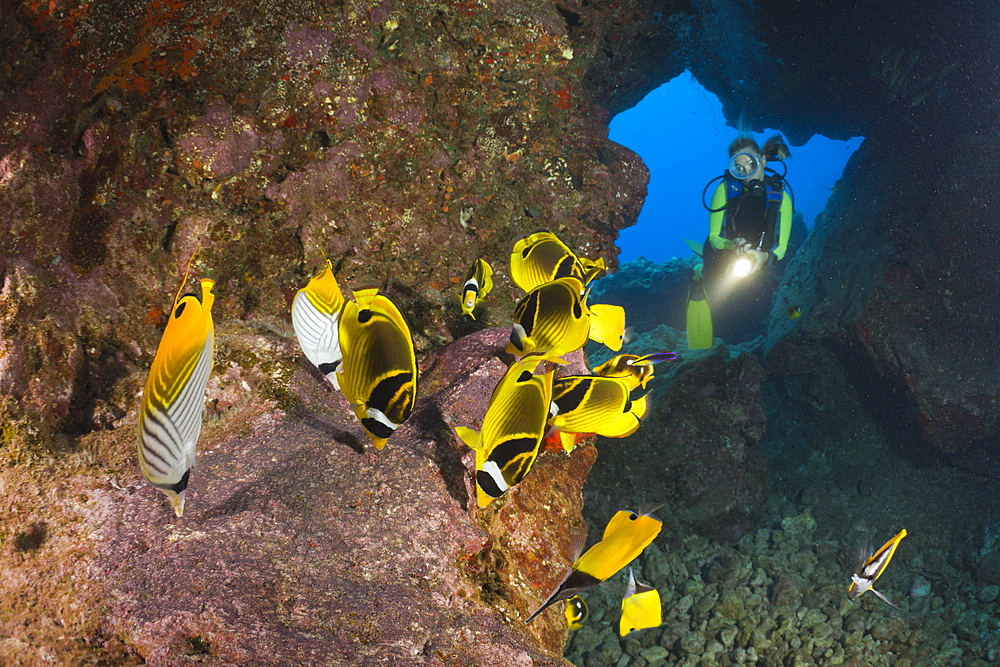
<box><xmin>135</xmin><ymin>230</ymin><xmax>907</xmax><ymax>639</ymax></box>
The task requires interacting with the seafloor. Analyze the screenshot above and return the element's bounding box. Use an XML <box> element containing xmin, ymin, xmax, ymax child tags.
<box><xmin>565</xmin><ymin>345</ymin><xmax>1000</xmax><ymax>666</ymax></box>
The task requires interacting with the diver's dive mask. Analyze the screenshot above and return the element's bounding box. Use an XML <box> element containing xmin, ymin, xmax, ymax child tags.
<box><xmin>728</xmin><ymin>152</ymin><xmax>763</xmax><ymax>180</ymax></box>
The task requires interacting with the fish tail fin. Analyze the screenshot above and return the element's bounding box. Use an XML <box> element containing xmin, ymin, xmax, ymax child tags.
<box><xmin>170</xmin><ymin>490</ymin><xmax>187</xmax><ymax>518</ymax></box>
<box><xmin>587</xmin><ymin>304</ymin><xmax>626</xmax><ymax>351</ymax></box>
<box><xmin>455</xmin><ymin>426</ymin><xmax>483</xmax><ymax>451</ymax></box>
<box><xmin>559</xmin><ymin>430</ymin><xmax>577</xmax><ymax>453</ymax></box>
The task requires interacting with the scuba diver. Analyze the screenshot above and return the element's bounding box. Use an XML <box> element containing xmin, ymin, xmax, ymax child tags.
<box><xmin>686</xmin><ymin>134</ymin><xmax>794</xmax><ymax>349</ymax></box>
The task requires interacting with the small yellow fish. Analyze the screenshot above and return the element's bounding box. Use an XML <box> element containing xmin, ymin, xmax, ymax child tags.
<box><xmin>291</xmin><ymin>259</ymin><xmax>347</xmax><ymax>389</ymax></box>
<box><xmin>507</xmin><ymin>277</ymin><xmax>624</xmax><ymax>363</ymax></box>
<box><xmin>564</xmin><ymin>595</ymin><xmax>588</xmax><ymax>630</ymax></box>
<box><xmin>338</xmin><ymin>287</ymin><xmax>417</xmax><ymax>450</ymax></box>
<box><xmin>619</xmin><ymin>567</ymin><xmax>661</xmax><ymax>636</ymax></box>
<box><xmin>459</xmin><ymin>258</ymin><xmax>494</xmax><ymax>319</ymax></box>
<box><xmin>549</xmin><ymin>375</ymin><xmax>645</xmax><ymax>452</ymax></box>
<box><xmin>525</xmin><ymin>507</ymin><xmax>662</xmax><ymax>623</ymax></box>
<box><xmin>509</xmin><ymin>231</ymin><xmax>606</xmax><ymax>292</ymax></box>
<box><xmin>455</xmin><ymin>357</ymin><xmax>554</xmax><ymax>507</ymax></box>
<box><xmin>138</xmin><ymin>278</ymin><xmax>216</xmax><ymax>518</ymax></box>
<box><xmin>849</xmin><ymin>528</ymin><xmax>907</xmax><ymax>608</ymax></box>
<box><xmin>787</xmin><ymin>305</ymin><xmax>802</xmax><ymax>319</ymax></box>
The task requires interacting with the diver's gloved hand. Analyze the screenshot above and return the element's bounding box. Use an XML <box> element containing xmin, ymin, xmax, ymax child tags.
<box><xmin>746</xmin><ymin>249</ymin><xmax>769</xmax><ymax>274</ymax></box>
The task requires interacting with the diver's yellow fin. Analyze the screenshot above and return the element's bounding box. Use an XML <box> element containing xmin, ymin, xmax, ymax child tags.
<box><xmin>686</xmin><ymin>281</ymin><xmax>713</xmax><ymax>350</ymax></box>
<box><xmin>684</xmin><ymin>239</ymin><xmax>704</xmax><ymax>257</ymax></box>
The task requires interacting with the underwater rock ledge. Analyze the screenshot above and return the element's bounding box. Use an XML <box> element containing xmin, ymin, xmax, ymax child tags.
<box><xmin>0</xmin><ymin>327</ymin><xmax>587</xmax><ymax>665</ymax></box>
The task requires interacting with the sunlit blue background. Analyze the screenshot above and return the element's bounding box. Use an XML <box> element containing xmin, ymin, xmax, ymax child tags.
<box><xmin>611</xmin><ymin>71</ymin><xmax>864</xmax><ymax>264</ymax></box>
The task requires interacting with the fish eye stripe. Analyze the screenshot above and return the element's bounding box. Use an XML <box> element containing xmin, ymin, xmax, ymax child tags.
<box><xmin>169</xmin><ymin>469</ymin><xmax>192</xmax><ymax>493</ymax></box>
<box><xmin>476</xmin><ymin>469</ymin><xmax>507</xmax><ymax>499</ymax></box>
<box><xmin>362</xmin><ymin>416</ymin><xmax>396</xmax><ymax>439</ymax></box>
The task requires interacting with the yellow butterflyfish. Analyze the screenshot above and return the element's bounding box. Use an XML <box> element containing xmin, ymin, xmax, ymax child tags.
<box><xmin>291</xmin><ymin>259</ymin><xmax>347</xmax><ymax>389</ymax></box>
<box><xmin>548</xmin><ymin>375</ymin><xmax>645</xmax><ymax>452</ymax></box>
<box><xmin>507</xmin><ymin>277</ymin><xmax>624</xmax><ymax>363</ymax></box>
<box><xmin>525</xmin><ymin>507</ymin><xmax>662</xmax><ymax>623</ymax></box>
<box><xmin>848</xmin><ymin>528</ymin><xmax>907</xmax><ymax>608</ymax></box>
<box><xmin>138</xmin><ymin>278</ymin><xmax>215</xmax><ymax>518</ymax></box>
<box><xmin>619</xmin><ymin>567</ymin><xmax>661</xmax><ymax>636</ymax></box>
<box><xmin>459</xmin><ymin>258</ymin><xmax>494</xmax><ymax>319</ymax></box>
<box><xmin>454</xmin><ymin>356</ymin><xmax>554</xmax><ymax>508</ymax></box>
<box><xmin>338</xmin><ymin>287</ymin><xmax>417</xmax><ymax>450</ymax></box>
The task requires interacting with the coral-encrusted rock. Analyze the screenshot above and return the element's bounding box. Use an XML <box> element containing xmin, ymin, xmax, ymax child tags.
<box><xmin>0</xmin><ymin>0</ymin><xmax>648</xmax><ymax>450</ymax></box>
<box><xmin>422</xmin><ymin>327</ymin><xmax>596</xmax><ymax>654</ymax></box>
<box><xmin>0</xmin><ymin>327</ymin><xmax>584</xmax><ymax>665</ymax></box>
<box><xmin>585</xmin><ymin>353</ymin><xmax>770</xmax><ymax>544</ymax></box>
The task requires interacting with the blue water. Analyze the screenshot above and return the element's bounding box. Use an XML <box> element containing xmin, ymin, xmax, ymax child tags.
<box><xmin>610</xmin><ymin>71</ymin><xmax>864</xmax><ymax>265</ymax></box>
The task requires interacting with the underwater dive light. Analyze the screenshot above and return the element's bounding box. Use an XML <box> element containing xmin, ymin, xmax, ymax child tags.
<box><xmin>733</xmin><ymin>256</ymin><xmax>754</xmax><ymax>278</ymax></box>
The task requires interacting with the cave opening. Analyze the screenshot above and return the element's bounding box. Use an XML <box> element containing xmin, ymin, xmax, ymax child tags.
<box><xmin>609</xmin><ymin>70</ymin><xmax>864</xmax><ymax>265</ymax></box>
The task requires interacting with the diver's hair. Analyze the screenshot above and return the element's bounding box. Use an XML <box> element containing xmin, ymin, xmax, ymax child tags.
<box><xmin>728</xmin><ymin>134</ymin><xmax>791</xmax><ymax>161</ymax></box>
<box><xmin>762</xmin><ymin>134</ymin><xmax>790</xmax><ymax>161</ymax></box>
<box><xmin>728</xmin><ymin>136</ymin><xmax>760</xmax><ymax>157</ymax></box>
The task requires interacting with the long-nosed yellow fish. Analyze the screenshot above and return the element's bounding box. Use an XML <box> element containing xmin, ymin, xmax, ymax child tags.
<box><xmin>138</xmin><ymin>278</ymin><xmax>216</xmax><ymax>517</ymax></box>
<box><xmin>338</xmin><ymin>287</ymin><xmax>417</xmax><ymax>450</ymax></box>
<box><xmin>291</xmin><ymin>259</ymin><xmax>347</xmax><ymax>389</ymax></box>
<box><xmin>619</xmin><ymin>567</ymin><xmax>661</xmax><ymax>636</ymax></box>
<box><xmin>591</xmin><ymin>352</ymin><xmax>677</xmax><ymax>390</ymax></box>
<box><xmin>459</xmin><ymin>258</ymin><xmax>494</xmax><ymax>319</ymax></box>
<box><xmin>507</xmin><ymin>277</ymin><xmax>624</xmax><ymax>363</ymax></box>
<box><xmin>509</xmin><ymin>231</ymin><xmax>606</xmax><ymax>292</ymax></box>
<box><xmin>525</xmin><ymin>507</ymin><xmax>662</xmax><ymax>623</ymax></box>
<box><xmin>454</xmin><ymin>356</ymin><xmax>554</xmax><ymax>508</ymax></box>
<box><xmin>548</xmin><ymin>375</ymin><xmax>644</xmax><ymax>452</ymax></box>
<box><xmin>564</xmin><ymin>595</ymin><xmax>588</xmax><ymax>630</ymax></box>
<box><xmin>848</xmin><ymin>528</ymin><xmax>907</xmax><ymax>608</ymax></box>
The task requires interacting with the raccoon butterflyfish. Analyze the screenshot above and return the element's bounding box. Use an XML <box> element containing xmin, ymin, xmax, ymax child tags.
<box><xmin>291</xmin><ymin>259</ymin><xmax>347</xmax><ymax>390</ymax></box>
<box><xmin>848</xmin><ymin>528</ymin><xmax>907</xmax><ymax>608</ymax></box>
<box><xmin>564</xmin><ymin>595</ymin><xmax>588</xmax><ymax>630</ymax></box>
<box><xmin>509</xmin><ymin>231</ymin><xmax>606</xmax><ymax>292</ymax></box>
<box><xmin>525</xmin><ymin>507</ymin><xmax>662</xmax><ymax>623</ymax></box>
<box><xmin>548</xmin><ymin>375</ymin><xmax>645</xmax><ymax>452</ymax></box>
<box><xmin>507</xmin><ymin>277</ymin><xmax>625</xmax><ymax>363</ymax></box>
<box><xmin>138</xmin><ymin>278</ymin><xmax>216</xmax><ymax>518</ymax></box>
<box><xmin>337</xmin><ymin>287</ymin><xmax>417</xmax><ymax>450</ymax></box>
<box><xmin>510</xmin><ymin>231</ymin><xmax>580</xmax><ymax>293</ymax></box>
<box><xmin>459</xmin><ymin>258</ymin><xmax>494</xmax><ymax>319</ymax></box>
<box><xmin>787</xmin><ymin>305</ymin><xmax>802</xmax><ymax>319</ymax></box>
<box><xmin>619</xmin><ymin>567</ymin><xmax>661</xmax><ymax>636</ymax></box>
<box><xmin>454</xmin><ymin>356</ymin><xmax>554</xmax><ymax>508</ymax></box>
<box><xmin>591</xmin><ymin>352</ymin><xmax>677</xmax><ymax>390</ymax></box>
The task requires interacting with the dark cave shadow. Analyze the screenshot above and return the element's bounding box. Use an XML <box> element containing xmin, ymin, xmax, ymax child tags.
<box><xmin>403</xmin><ymin>398</ymin><xmax>471</xmax><ymax>511</ymax></box>
<box><xmin>822</xmin><ymin>339</ymin><xmax>1000</xmax><ymax>481</ymax></box>
<box><xmin>194</xmin><ymin>410</ymin><xmax>370</xmax><ymax>521</ymax></box>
